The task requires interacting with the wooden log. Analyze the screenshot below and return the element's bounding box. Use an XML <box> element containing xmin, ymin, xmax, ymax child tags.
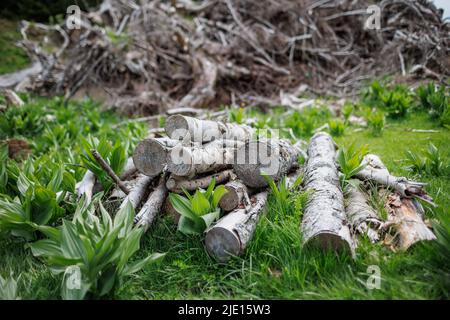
<box><xmin>118</xmin><ymin>174</ymin><xmax>153</xmax><ymax>210</ymax></box>
<box><xmin>166</xmin><ymin>140</ymin><xmax>241</xmax><ymax>177</ymax></box>
<box><xmin>75</xmin><ymin>170</ymin><xmax>95</xmax><ymax>202</ymax></box>
<box><xmin>345</xmin><ymin>185</ymin><xmax>382</xmax><ymax>243</ymax></box>
<box><xmin>166</xmin><ymin>170</ymin><xmax>233</xmax><ymax>193</ymax></box>
<box><xmin>233</xmin><ymin>139</ymin><xmax>302</xmax><ymax>188</ymax></box>
<box><xmin>134</xmin><ymin>174</ymin><xmax>168</xmax><ymax>231</ymax></box>
<box><xmin>384</xmin><ymin>193</ymin><xmax>436</xmax><ymax>251</ymax></box>
<box><xmin>133</xmin><ymin>137</ymin><xmax>200</xmax><ymax>177</ymax></box>
<box><xmin>165</xmin><ymin>115</ymin><xmax>255</xmax><ymax>143</ymax></box>
<box><xmin>205</xmin><ymin>191</ymin><xmax>268</xmax><ymax>262</ymax></box>
<box><xmin>120</xmin><ymin>157</ymin><xmax>137</xmax><ymax>180</ymax></box>
<box><xmin>356</xmin><ymin>154</ymin><xmax>434</xmax><ymax>205</ymax></box>
<box><xmin>300</xmin><ymin>132</ymin><xmax>355</xmax><ymax>255</ymax></box>
<box><xmin>3</xmin><ymin>89</ymin><xmax>24</xmax><ymax>107</ymax></box>
<box><xmin>218</xmin><ymin>179</ymin><xmax>254</xmax><ymax>212</ymax></box>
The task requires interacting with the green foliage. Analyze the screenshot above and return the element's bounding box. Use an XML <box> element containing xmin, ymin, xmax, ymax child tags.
<box><xmin>0</xmin><ymin>19</ymin><xmax>29</xmax><ymax>75</ymax></box>
<box><xmin>0</xmin><ymin>272</ymin><xmax>20</xmax><ymax>300</ymax></box>
<box><xmin>364</xmin><ymin>81</ymin><xmax>411</xmax><ymax>118</ymax></box>
<box><xmin>366</xmin><ymin>110</ymin><xmax>385</xmax><ymax>136</ymax></box>
<box><xmin>336</xmin><ymin>143</ymin><xmax>369</xmax><ymax>189</ymax></box>
<box><xmin>0</xmin><ymin>100</ymin><xmax>46</xmax><ymax>138</ymax></box>
<box><xmin>284</xmin><ymin>107</ymin><xmax>330</xmax><ymax>137</ymax></box>
<box><xmin>415</xmin><ymin>82</ymin><xmax>450</xmax><ymax>128</ymax></box>
<box><xmin>342</xmin><ymin>103</ymin><xmax>354</xmax><ymax>124</ymax></box>
<box><xmin>328</xmin><ymin>119</ymin><xmax>345</xmax><ymax>137</ymax></box>
<box><xmin>80</xmin><ymin>136</ymin><xmax>128</xmax><ymax>191</ymax></box>
<box><xmin>0</xmin><ymin>156</ymin><xmax>75</xmax><ymax>241</ymax></box>
<box><xmin>404</xmin><ymin>143</ymin><xmax>447</xmax><ymax>176</ymax></box>
<box><xmin>264</xmin><ymin>174</ymin><xmax>304</xmax><ymax>217</ymax></box>
<box><xmin>169</xmin><ymin>178</ymin><xmax>228</xmax><ymax>235</ymax></box>
<box><xmin>29</xmin><ymin>197</ymin><xmax>164</xmax><ymax>299</ymax></box>
<box><xmin>229</xmin><ymin>107</ymin><xmax>246</xmax><ymax>124</ymax></box>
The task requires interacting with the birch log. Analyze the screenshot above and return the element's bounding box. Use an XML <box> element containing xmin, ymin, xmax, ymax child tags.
<box><xmin>205</xmin><ymin>191</ymin><xmax>268</xmax><ymax>262</ymax></box>
<box><xmin>75</xmin><ymin>170</ymin><xmax>96</xmax><ymax>202</ymax></box>
<box><xmin>300</xmin><ymin>132</ymin><xmax>355</xmax><ymax>255</ymax></box>
<box><xmin>165</xmin><ymin>115</ymin><xmax>255</xmax><ymax>143</ymax></box>
<box><xmin>218</xmin><ymin>179</ymin><xmax>254</xmax><ymax>212</ymax></box>
<box><xmin>166</xmin><ymin>170</ymin><xmax>233</xmax><ymax>193</ymax></box>
<box><xmin>356</xmin><ymin>154</ymin><xmax>434</xmax><ymax>205</ymax></box>
<box><xmin>119</xmin><ymin>174</ymin><xmax>153</xmax><ymax>210</ymax></box>
<box><xmin>134</xmin><ymin>175</ymin><xmax>168</xmax><ymax>231</ymax></box>
<box><xmin>166</xmin><ymin>140</ymin><xmax>241</xmax><ymax>177</ymax></box>
<box><xmin>233</xmin><ymin>139</ymin><xmax>302</xmax><ymax>188</ymax></box>
<box><xmin>385</xmin><ymin>193</ymin><xmax>436</xmax><ymax>250</ymax></box>
<box><xmin>345</xmin><ymin>185</ymin><xmax>383</xmax><ymax>243</ymax></box>
<box><xmin>133</xmin><ymin>137</ymin><xmax>180</xmax><ymax>177</ymax></box>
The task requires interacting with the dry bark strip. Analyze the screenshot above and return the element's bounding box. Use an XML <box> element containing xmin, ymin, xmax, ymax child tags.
<box><xmin>300</xmin><ymin>132</ymin><xmax>355</xmax><ymax>255</ymax></box>
<box><xmin>166</xmin><ymin>139</ymin><xmax>242</xmax><ymax>177</ymax></box>
<box><xmin>118</xmin><ymin>174</ymin><xmax>153</xmax><ymax>210</ymax></box>
<box><xmin>166</xmin><ymin>170</ymin><xmax>233</xmax><ymax>193</ymax></box>
<box><xmin>233</xmin><ymin>139</ymin><xmax>302</xmax><ymax>188</ymax></box>
<box><xmin>134</xmin><ymin>174</ymin><xmax>168</xmax><ymax>231</ymax></box>
<box><xmin>345</xmin><ymin>184</ymin><xmax>383</xmax><ymax>243</ymax></box>
<box><xmin>165</xmin><ymin>115</ymin><xmax>255</xmax><ymax>143</ymax></box>
<box><xmin>356</xmin><ymin>154</ymin><xmax>434</xmax><ymax>205</ymax></box>
<box><xmin>384</xmin><ymin>193</ymin><xmax>436</xmax><ymax>251</ymax></box>
<box><xmin>205</xmin><ymin>191</ymin><xmax>268</xmax><ymax>262</ymax></box>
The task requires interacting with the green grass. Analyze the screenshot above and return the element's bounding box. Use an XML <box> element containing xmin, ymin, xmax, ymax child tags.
<box><xmin>0</xmin><ymin>19</ymin><xmax>30</xmax><ymax>75</ymax></box>
<box><xmin>0</xmin><ymin>90</ymin><xmax>449</xmax><ymax>299</ymax></box>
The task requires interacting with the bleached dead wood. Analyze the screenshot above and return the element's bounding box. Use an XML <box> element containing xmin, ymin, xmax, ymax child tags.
<box><xmin>75</xmin><ymin>170</ymin><xmax>96</xmax><ymax>203</ymax></box>
<box><xmin>233</xmin><ymin>139</ymin><xmax>302</xmax><ymax>188</ymax></box>
<box><xmin>165</xmin><ymin>115</ymin><xmax>255</xmax><ymax>143</ymax></box>
<box><xmin>167</xmin><ymin>140</ymin><xmax>242</xmax><ymax>177</ymax></box>
<box><xmin>356</xmin><ymin>154</ymin><xmax>434</xmax><ymax>205</ymax></box>
<box><xmin>300</xmin><ymin>132</ymin><xmax>355</xmax><ymax>255</ymax></box>
<box><xmin>384</xmin><ymin>193</ymin><xmax>436</xmax><ymax>250</ymax></box>
<box><xmin>166</xmin><ymin>170</ymin><xmax>233</xmax><ymax>193</ymax></box>
<box><xmin>3</xmin><ymin>90</ymin><xmax>24</xmax><ymax>107</ymax></box>
<box><xmin>118</xmin><ymin>174</ymin><xmax>153</xmax><ymax>210</ymax></box>
<box><xmin>133</xmin><ymin>137</ymin><xmax>179</xmax><ymax>177</ymax></box>
<box><xmin>134</xmin><ymin>174</ymin><xmax>168</xmax><ymax>231</ymax></box>
<box><xmin>205</xmin><ymin>191</ymin><xmax>268</xmax><ymax>262</ymax></box>
<box><xmin>345</xmin><ymin>185</ymin><xmax>383</xmax><ymax>243</ymax></box>
<box><xmin>218</xmin><ymin>179</ymin><xmax>253</xmax><ymax>212</ymax></box>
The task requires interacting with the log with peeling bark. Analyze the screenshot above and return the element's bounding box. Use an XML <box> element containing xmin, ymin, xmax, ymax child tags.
<box><xmin>384</xmin><ymin>193</ymin><xmax>436</xmax><ymax>251</ymax></box>
<box><xmin>205</xmin><ymin>191</ymin><xmax>268</xmax><ymax>262</ymax></box>
<box><xmin>356</xmin><ymin>154</ymin><xmax>434</xmax><ymax>205</ymax></box>
<box><xmin>233</xmin><ymin>139</ymin><xmax>302</xmax><ymax>188</ymax></box>
<box><xmin>165</xmin><ymin>115</ymin><xmax>255</xmax><ymax>143</ymax></box>
<box><xmin>166</xmin><ymin>139</ymin><xmax>242</xmax><ymax>177</ymax></box>
<box><xmin>300</xmin><ymin>132</ymin><xmax>355</xmax><ymax>255</ymax></box>
<box><xmin>134</xmin><ymin>174</ymin><xmax>168</xmax><ymax>231</ymax></box>
<box><xmin>166</xmin><ymin>170</ymin><xmax>234</xmax><ymax>193</ymax></box>
<box><xmin>345</xmin><ymin>185</ymin><xmax>383</xmax><ymax>243</ymax></box>
<box><xmin>75</xmin><ymin>170</ymin><xmax>96</xmax><ymax>202</ymax></box>
<box><xmin>118</xmin><ymin>174</ymin><xmax>153</xmax><ymax>210</ymax></box>
<box><xmin>218</xmin><ymin>179</ymin><xmax>254</xmax><ymax>212</ymax></box>
<box><xmin>133</xmin><ymin>137</ymin><xmax>200</xmax><ymax>177</ymax></box>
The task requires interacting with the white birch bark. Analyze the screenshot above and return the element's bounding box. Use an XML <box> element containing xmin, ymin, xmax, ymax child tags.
<box><xmin>233</xmin><ymin>139</ymin><xmax>302</xmax><ymax>188</ymax></box>
<box><xmin>118</xmin><ymin>174</ymin><xmax>153</xmax><ymax>210</ymax></box>
<box><xmin>166</xmin><ymin>170</ymin><xmax>233</xmax><ymax>193</ymax></box>
<box><xmin>356</xmin><ymin>154</ymin><xmax>434</xmax><ymax>205</ymax></box>
<box><xmin>300</xmin><ymin>132</ymin><xmax>356</xmax><ymax>256</ymax></box>
<box><xmin>205</xmin><ymin>191</ymin><xmax>268</xmax><ymax>262</ymax></box>
<box><xmin>165</xmin><ymin>115</ymin><xmax>255</xmax><ymax>143</ymax></box>
<box><xmin>75</xmin><ymin>170</ymin><xmax>96</xmax><ymax>203</ymax></box>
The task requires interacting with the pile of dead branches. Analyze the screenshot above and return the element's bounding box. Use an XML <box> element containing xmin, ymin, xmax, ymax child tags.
<box><xmin>8</xmin><ymin>0</ymin><xmax>449</xmax><ymax>114</ymax></box>
<box><xmin>76</xmin><ymin>115</ymin><xmax>436</xmax><ymax>261</ymax></box>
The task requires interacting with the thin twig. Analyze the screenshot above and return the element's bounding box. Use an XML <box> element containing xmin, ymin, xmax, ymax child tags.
<box><xmin>91</xmin><ymin>149</ymin><xmax>130</xmax><ymax>194</ymax></box>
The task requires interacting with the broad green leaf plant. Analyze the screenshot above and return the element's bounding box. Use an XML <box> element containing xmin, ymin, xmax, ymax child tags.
<box><xmin>29</xmin><ymin>195</ymin><xmax>165</xmax><ymax>299</ymax></box>
<box><xmin>336</xmin><ymin>143</ymin><xmax>369</xmax><ymax>190</ymax></box>
<box><xmin>169</xmin><ymin>178</ymin><xmax>228</xmax><ymax>235</ymax></box>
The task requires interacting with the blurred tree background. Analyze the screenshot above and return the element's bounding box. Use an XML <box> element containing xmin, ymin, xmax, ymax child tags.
<box><xmin>0</xmin><ymin>0</ymin><xmax>101</xmax><ymax>21</ymax></box>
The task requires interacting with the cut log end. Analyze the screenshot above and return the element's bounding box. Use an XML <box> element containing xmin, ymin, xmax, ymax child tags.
<box><xmin>165</xmin><ymin>114</ymin><xmax>189</xmax><ymax>139</ymax></box>
<box><xmin>133</xmin><ymin>139</ymin><xmax>168</xmax><ymax>176</ymax></box>
<box><xmin>218</xmin><ymin>190</ymin><xmax>241</xmax><ymax>212</ymax></box>
<box><xmin>205</xmin><ymin>227</ymin><xmax>241</xmax><ymax>262</ymax></box>
<box><xmin>303</xmin><ymin>232</ymin><xmax>354</xmax><ymax>254</ymax></box>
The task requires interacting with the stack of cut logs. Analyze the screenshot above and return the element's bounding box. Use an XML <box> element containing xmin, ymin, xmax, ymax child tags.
<box><xmin>76</xmin><ymin>115</ymin><xmax>436</xmax><ymax>262</ymax></box>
